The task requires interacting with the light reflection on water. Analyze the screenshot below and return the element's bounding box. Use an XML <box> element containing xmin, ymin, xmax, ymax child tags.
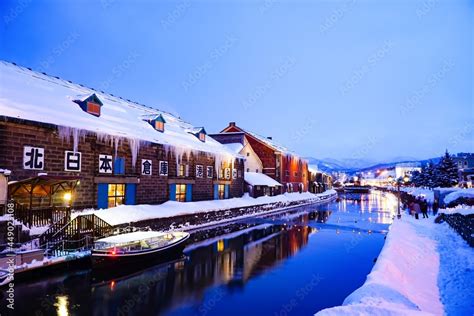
<box><xmin>6</xmin><ymin>192</ymin><xmax>396</xmax><ymax>316</ymax></box>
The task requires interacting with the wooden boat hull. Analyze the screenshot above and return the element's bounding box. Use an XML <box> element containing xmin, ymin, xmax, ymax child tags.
<box><xmin>91</xmin><ymin>234</ymin><xmax>189</xmax><ymax>270</ymax></box>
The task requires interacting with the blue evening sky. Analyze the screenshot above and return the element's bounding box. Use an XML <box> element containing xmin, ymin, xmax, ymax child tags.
<box><xmin>0</xmin><ymin>0</ymin><xmax>472</xmax><ymax>162</ymax></box>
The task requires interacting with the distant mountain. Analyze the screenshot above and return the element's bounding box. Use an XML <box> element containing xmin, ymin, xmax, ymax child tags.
<box><xmin>306</xmin><ymin>157</ymin><xmax>375</xmax><ymax>173</ymax></box>
<box><xmin>305</xmin><ymin>156</ymin><xmax>442</xmax><ymax>174</ymax></box>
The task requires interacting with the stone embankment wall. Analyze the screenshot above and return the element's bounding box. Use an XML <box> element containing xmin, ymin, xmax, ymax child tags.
<box><xmin>115</xmin><ymin>192</ymin><xmax>338</xmax><ymax>232</ymax></box>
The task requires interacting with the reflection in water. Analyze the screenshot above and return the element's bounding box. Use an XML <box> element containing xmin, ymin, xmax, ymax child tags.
<box><xmin>86</xmin><ymin>225</ymin><xmax>313</xmax><ymax>315</ymax></box>
<box><xmin>55</xmin><ymin>295</ymin><xmax>70</xmax><ymax>316</ymax></box>
<box><xmin>6</xmin><ymin>192</ymin><xmax>394</xmax><ymax>316</ymax></box>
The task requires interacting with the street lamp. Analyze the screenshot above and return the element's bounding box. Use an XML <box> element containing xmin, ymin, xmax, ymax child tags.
<box><xmin>396</xmin><ymin>178</ymin><xmax>402</xmax><ymax>219</ymax></box>
<box><xmin>395</xmin><ymin>176</ymin><xmax>409</xmax><ymax>219</ymax></box>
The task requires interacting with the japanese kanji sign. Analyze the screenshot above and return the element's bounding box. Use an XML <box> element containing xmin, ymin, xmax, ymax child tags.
<box><xmin>207</xmin><ymin>166</ymin><xmax>213</xmax><ymax>178</ymax></box>
<box><xmin>225</xmin><ymin>168</ymin><xmax>231</xmax><ymax>180</ymax></box>
<box><xmin>141</xmin><ymin>159</ymin><xmax>152</xmax><ymax>175</ymax></box>
<box><xmin>196</xmin><ymin>165</ymin><xmax>204</xmax><ymax>178</ymax></box>
<box><xmin>65</xmin><ymin>151</ymin><xmax>81</xmax><ymax>172</ymax></box>
<box><xmin>232</xmin><ymin>168</ymin><xmax>237</xmax><ymax>179</ymax></box>
<box><xmin>159</xmin><ymin>161</ymin><xmax>168</xmax><ymax>176</ymax></box>
<box><xmin>23</xmin><ymin>146</ymin><xmax>44</xmax><ymax>170</ymax></box>
<box><xmin>99</xmin><ymin>154</ymin><xmax>113</xmax><ymax>174</ymax></box>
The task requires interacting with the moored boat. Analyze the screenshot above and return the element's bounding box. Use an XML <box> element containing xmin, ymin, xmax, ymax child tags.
<box><xmin>91</xmin><ymin>231</ymin><xmax>189</xmax><ymax>269</ymax></box>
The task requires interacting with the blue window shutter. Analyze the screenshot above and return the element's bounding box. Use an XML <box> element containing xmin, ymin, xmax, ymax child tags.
<box><xmin>97</xmin><ymin>183</ymin><xmax>108</xmax><ymax>209</ymax></box>
<box><xmin>169</xmin><ymin>184</ymin><xmax>176</xmax><ymax>201</ymax></box>
<box><xmin>186</xmin><ymin>184</ymin><xmax>193</xmax><ymax>202</ymax></box>
<box><xmin>125</xmin><ymin>184</ymin><xmax>136</xmax><ymax>205</ymax></box>
<box><xmin>114</xmin><ymin>157</ymin><xmax>125</xmax><ymax>175</ymax></box>
<box><xmin>214</xmin><ymin>184</ymin><xmax>219</xmax><ymax>200</ymax></box>
<box><xmin>224</xmin><ymin>184</ymin><xmax>230</xmax><ymax>199</ymax></box>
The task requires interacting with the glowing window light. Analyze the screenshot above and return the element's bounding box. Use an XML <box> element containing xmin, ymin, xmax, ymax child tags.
<box><xmin>217</xmin><ymin>240</ymin><xmax>225</xmax><ymax>252</ymax></box>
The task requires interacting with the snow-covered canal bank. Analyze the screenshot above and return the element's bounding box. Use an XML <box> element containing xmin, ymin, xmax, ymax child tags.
<box><xmin>4</xmin><ymin>192</ymin><xmax>397</xmax><ymax>316</ymax></box>
<box><xmin>317</xmin><ymin>209</ymin><xmax>474</xmax><ymax>316</ymax></box>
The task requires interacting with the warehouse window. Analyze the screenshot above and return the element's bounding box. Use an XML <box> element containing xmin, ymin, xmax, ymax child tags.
<box><xmin>108</xmin><ymin>184</ymin><xmax>125</xmax><ymax>208</ymax></box>
<box><xmin>218</xmin><ymin>184</ymin><xmax>225</xmax><ymax>200</ymax></box>
<box><xmin>176</xmin><ymin>184</ymin><xmax>187</xmax><ymax>202</ymax></box>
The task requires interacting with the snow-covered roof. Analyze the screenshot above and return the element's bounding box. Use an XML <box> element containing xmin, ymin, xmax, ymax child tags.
<box><xmin>0</xmin><ymin>61</ymin><xmax>238</xmax><ymax>159</ymax></box>
<box><xmin>244</xmin><ymin>172</ymin><xmax>282</xmax><ymax>187</ymax></box>
<box><xmin>443</xmin><ymin>189</ymin><xmax>474</xmax><ymax>205</ymax></box>
<box><xmin>245</xmin><ymin>131</ymin><xmax>291</xmax><ymax>154</ymax></box>
<box><xmin>221</xmin><ymin>126</ymin><xmax>297</xmax><ymax>156</ymax></box>
<box><xmin>224</xmin><ymin>143</ymin><xmax>244</xmax><ymax>154</ymax></box>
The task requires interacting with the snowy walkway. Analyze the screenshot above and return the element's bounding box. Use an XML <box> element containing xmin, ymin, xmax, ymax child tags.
<box><xmin>317</xmin><ymin>215</ymin><xmax>474</xmax><ymax>315</ymax></box>
<box><xmin>73</xmin><ymin>190</ymin><xmax>337</xmax><ymax>226</ymax></box>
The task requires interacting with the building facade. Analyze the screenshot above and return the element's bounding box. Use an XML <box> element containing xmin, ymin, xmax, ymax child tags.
<box><xmin>308</xmin><ymin>166</ymin><xmax>332</xmax><ymax>193</ymax></box>
<box><xmin>453</xmin><ymin>153</ymin><xmax>474</xmax><ymax>170</ymax></box>
<box><xmin>210</xmin><ymin>122</ymin><xmax>308</xmax><ymax>193</ymax></box>
<box><xmin>395</xmin><ymin>162</ymin><xmax>422</xmax><ymax>179</ymax></box>
<box><xmin>0</xmin><ymin>61</ymin><xmax>244</xmax><ymax>211</ymax></box>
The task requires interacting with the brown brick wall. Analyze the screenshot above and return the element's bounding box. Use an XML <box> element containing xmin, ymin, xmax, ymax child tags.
<box><xmin>0</xmin><ymin>119</ymin><xmax>244</xmax><ymax>209</ymax></box>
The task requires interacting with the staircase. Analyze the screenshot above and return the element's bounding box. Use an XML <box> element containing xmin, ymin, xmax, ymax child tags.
<box><xmin>39</xmin><ymin>214</ymin><xmax>113</xmax><ymax>254</ymax></box>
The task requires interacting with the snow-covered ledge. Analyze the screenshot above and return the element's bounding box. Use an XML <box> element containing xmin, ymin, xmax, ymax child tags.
<box><xmin>316</xmin><ymin>216</ymin><xmax>474</xmax><ymax>315</ymax></box>
<box><xmin>73</xmin><ymin>190</ymin><xmax>337</xmax><ymax>226</ymax></box>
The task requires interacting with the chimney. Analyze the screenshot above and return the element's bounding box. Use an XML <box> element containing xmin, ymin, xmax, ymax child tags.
<box><xmin>267</xmin><ymin>136</ymin><xmax>272</xmax><ymax>140</ymax></box>
<box><xmin>229</xmin><ymin>122</ymin><xmax>236</xmax><ymax>127</ymax></box>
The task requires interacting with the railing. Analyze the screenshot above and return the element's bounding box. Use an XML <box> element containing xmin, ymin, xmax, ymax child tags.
<box><xmin>12</xmin><ymin>203</ymin><xmax>71</xmax><ymax>228</ymax></box>
<box><xmin>39</xmin><ymin>214</ymin><xmax>113</xmax><ymax>252</ymax></box>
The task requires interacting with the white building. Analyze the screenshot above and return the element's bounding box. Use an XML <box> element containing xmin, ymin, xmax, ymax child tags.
<box><xmin>395</xmin><ymin>162</ymin><xmax>421</xmax><ymax>179</ymax></box>
<box><xmin>224</xmin><ymin>139</ymin><xmax>264</xmax><ymax>174</ymax></box>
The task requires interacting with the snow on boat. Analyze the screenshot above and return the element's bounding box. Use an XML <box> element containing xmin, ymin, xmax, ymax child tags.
<box><xmin>91</xmin><ymin>231</ymin><xmax>189</xmax><ymax>269</ymax></box>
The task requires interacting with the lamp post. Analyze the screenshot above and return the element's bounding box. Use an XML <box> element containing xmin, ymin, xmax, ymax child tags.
<box><xmin>396</xmin><ymin>178</ymin><xmax>402</xmax><ymax>219</ymax></box>
<box><xmin>395</xmin><ymin>176</ymin><xmax>410</xmax><ymax>219</ymax></box>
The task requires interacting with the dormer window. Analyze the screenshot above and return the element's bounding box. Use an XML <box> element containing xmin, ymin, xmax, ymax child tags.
<box><xmin>190</xmin><ymin>127</ymin><xmax>207</xmax><ymax>142</ymax></box>
<box><xmin>142</xmin><ymin>114</ymin><xmax>166</xmax><ymax>132</ymax></box>
<box><xmin>155</xmin><ymin>120</ymin><xmax>164</xmax><ymax>132</ymax></box>
<box><xmin>199</xmin><ymin>132</ymin><xmax>205</xmax><ymax>142</ymax></box>
<box><xmin>73</xmin><ymin>93</ymin><xmax>103</xmax><ymax>117</ymax></box>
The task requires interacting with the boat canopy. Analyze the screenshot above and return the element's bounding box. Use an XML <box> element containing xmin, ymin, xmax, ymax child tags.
<box><xmin>95</xmin><ymin>231</ymin><xmax>171</xmax><ymax>246</ymax></box>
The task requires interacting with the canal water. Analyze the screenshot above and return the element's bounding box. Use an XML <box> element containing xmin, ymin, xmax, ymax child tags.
<box><xmin>5</xmin><ymin>191</ymin><xmax>397</xmax><ymax>316</ymax></box>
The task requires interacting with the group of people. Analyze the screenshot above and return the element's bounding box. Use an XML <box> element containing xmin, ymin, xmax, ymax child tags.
<box><xmin>406</xmin><ymin>196</ymin><xmax>431</xmax><ymax>219</ymax></box>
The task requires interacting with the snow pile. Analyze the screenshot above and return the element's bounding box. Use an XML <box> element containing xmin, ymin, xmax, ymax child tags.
<box><xmin>0</xmin><ymin>214</ymin><xmax>30</xmax><ymax>232</ymax></box>
<box><xmin>439</xmin><ymin>205</ymin><xmax>474</xmax><ymax>216</ymax></box>
<box><xmin>317</xmin><ymin>216</ymin><xmax>474</xmax><ymax>316</ymax></box>
<box><xmin>244</xmin><ymin>172</ymin><xmax>282</xmax><ymax>187</ymax></box>
<box><xmin>28</xmin><ymin>225</ymin><xmax>50</xmax><ymax>236</ymax></box>
<box><xmin>73</xmin><ymin>190</ymin><xmax>337</xmax><ymax>226</ymax></box>
<box><xmin>444</xmin><ymin>189</ymin><xmax>474</xmax><ymax>205</ymax></box>
<box><xmin>0</xmin><ymin>169</ymin><xmax>11</xmax><ymax>175</ymax></box>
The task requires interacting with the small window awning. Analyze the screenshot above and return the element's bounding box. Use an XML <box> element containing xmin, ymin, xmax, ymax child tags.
<box><xmin>245</xmin><ymin>172</ymin><xmax>282</xmax><ymax>187</ymax></box>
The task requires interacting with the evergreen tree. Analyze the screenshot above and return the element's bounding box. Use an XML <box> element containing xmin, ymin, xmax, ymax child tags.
<box><xmin>436</xmin><ymin>150</ymin><xmax>458</xmax><ymax>187</ymax></box>
<box><xmin>425</xmin><ymin>161</ymin><xmax>438</xmax><ymax>188</ymax></box>
<box><xmin>411</xmin><ymin>170</ymin><xmax>422</xmax><ymax>187</ymax></box>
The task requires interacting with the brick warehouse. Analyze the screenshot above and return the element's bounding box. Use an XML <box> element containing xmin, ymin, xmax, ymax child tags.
<box><xmin>210</xmin><ymin>122</ymin><xmax>309</xmax><ymax>194</ymax></box>
<box><xmin>0</xmin><ymin>61</ymin><xmax>244</xmax><ymax>210</ymax></box>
